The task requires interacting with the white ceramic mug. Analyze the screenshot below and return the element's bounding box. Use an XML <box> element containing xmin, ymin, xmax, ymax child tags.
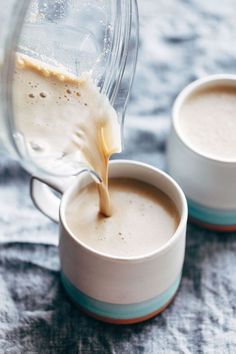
<box><xmin>167</xmin><ymin>75</ymin><xmax>236</xmax><ymax>231</ymax></box>
<box><xmin>30</xmin><ymin>160</ymin><xmax>188</xmax><ymax>324</ymax></box>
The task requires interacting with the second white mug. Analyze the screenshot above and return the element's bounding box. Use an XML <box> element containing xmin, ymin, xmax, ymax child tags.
<box><xmin>167</xmin><ymin>74</ymin><xmax>236</xmax><ymax>231</ymax></box>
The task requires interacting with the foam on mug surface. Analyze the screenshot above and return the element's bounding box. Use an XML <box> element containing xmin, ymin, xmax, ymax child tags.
<box><xmin>65</xmin><ymin>178</ymin><xmax>180</xmax><ymax>258</ymax></box>
<box><xmin>179</xmin><ymin>84</ymin><xmax>236</xmax><ymax>161</ymax></box>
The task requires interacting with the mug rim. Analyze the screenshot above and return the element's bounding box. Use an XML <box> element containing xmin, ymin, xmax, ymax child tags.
<box><xmin>172</xmin><ymin>74</ymin><xmax>236</xmax><ymax>165</ymax></box>
<box><xmin>59</xmin><ymin>159</ymin><xmax>188</xmax><ymax>262</ymax></box>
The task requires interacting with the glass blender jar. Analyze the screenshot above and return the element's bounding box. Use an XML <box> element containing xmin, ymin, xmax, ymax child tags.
<box><xmin>0</xmin><ymin>0</ymin><xmax>138</xmax><ymax>178</ymax></box>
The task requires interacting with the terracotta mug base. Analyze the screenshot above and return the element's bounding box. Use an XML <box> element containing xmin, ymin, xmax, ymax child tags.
<box><xmin>189</xmin><ymin>216</ymin><xmax>236</xmax><ymax>232</ymax></box>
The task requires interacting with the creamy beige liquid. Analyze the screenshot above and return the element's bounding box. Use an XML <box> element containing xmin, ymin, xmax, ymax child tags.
<box><xmin>66</xmin><ymin>178</ymin><xmax>180</xmax><ymax>257</ymax></box>
<box><xmin>13</xmin><ymin>53</ymin><xmax>121</xmax><ymax>215</ymax></box>
<box><xmin>13</xmin><ymin>54</ymin><xmax>179</xmax><ymax>256</ymax></box>
<box><xmin>179</xmin><ymin>85</ymin><xmax>236</xmax><ymax>160</ymax></box>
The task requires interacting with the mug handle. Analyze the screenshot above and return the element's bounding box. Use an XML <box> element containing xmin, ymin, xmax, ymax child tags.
<box><xmin>30</xmin><ymin>176</ymin><xmax>75</xmax><ymax>223</ymax></box>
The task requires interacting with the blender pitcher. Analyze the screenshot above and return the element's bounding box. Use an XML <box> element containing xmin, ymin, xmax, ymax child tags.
<box><xmin>0</xmin><ymin>0</ymin><xmax>138</xmax><ymax>178</ymax></box>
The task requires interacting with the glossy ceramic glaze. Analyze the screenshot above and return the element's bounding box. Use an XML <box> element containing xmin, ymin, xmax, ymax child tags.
<box><xmin>31</xmin><ymin>160</ymin><xmax>188</xmax><ymax>323</ymax></box>
<box><xmin>167</xmin><ymin>75</ymin><xmax>236</xmax><ymax>231</ymax></box>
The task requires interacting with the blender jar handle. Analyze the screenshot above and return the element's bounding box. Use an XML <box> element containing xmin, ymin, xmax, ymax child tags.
<box><xmin>30</xmin><ymin>168</ymin><xmax>100</xmax><ymax>222</ymax></box>
<box><xmin>30</xmin><ymin>176</ymin><xmax>75</xmax><ymax>223</ymax></box>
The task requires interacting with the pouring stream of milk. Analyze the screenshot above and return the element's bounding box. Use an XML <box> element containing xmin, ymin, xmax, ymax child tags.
<box><xmin>13</xmin><ymin>53</ymin><xmax>121</xmax><ymax>216</ymax></box>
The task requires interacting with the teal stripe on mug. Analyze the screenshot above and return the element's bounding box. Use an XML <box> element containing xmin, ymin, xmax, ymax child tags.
<box><xmin>61</xmin><ymin>272</ymin><xmax>181</xmax><ymax>320</ymax></box>
<box><xmin>188</xmin><ymin>199</ymin><xmax>236</xmax><ymax>226</ymax></box>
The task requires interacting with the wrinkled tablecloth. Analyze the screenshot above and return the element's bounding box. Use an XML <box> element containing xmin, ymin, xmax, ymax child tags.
<box><xmin>1</xmin><ymin>0</ymin><xmax>236</xmax><ymax>353</ymax></box>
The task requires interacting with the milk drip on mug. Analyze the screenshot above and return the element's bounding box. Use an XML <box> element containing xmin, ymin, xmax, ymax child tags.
<box><xmin>0</xmin><ymin>0</ymin><xmax>138</xmax><ymax>183</ymax></box>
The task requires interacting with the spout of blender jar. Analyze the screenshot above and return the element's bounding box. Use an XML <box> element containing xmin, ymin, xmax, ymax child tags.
<box><xmin>30</xmin><ymin>167</ymin><xmax>102</xmax><ymax>223</ymax></box>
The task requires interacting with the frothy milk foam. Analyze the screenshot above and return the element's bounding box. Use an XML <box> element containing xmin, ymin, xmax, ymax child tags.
<box><xmin>66</xmin><ymin>178</ymin><xmax>179</xmax><ymax>257</ymax></box>
<box><xmin>13</xmin><ymin>53</ymin><xmax>179</xmax><ymax>256</ymax></box>
<box><xmin>13</xmin><ymin>53</ymin><xmax>121</xmax><ymax>215</ymax></box>
<box><xmin>179</xmin><ymin>85</ymin><xmax>236</xmax><ymax>160</ymax></box>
